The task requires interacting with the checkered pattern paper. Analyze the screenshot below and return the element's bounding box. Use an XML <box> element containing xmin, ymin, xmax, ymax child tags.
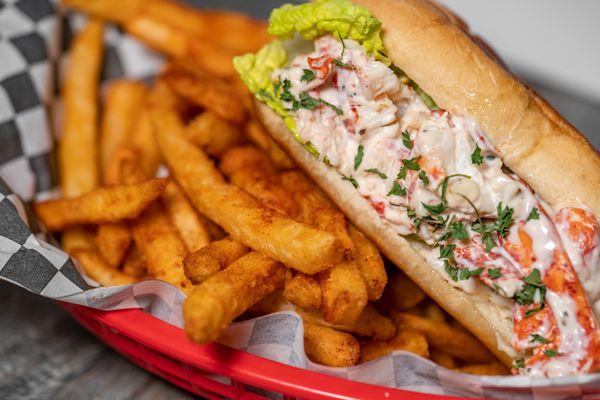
<box><xmin>0</xmin><ymin>1</ymin><xmax>599</xmax><ymax>398</ymax></box>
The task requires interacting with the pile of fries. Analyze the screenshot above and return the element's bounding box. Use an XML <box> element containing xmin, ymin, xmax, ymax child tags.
<box><xmin>35</xmin><ymin>0</ymin><xmax>508</xmax><ymax>375</ymax></box>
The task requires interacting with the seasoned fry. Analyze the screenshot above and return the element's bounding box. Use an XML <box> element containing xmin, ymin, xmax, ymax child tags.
<box><xmin>183</xmin><ymin>237</ymin><xmax>249</xmax><ymax>284</ymax></box>
<box><xmin>320</xmin><ymin>261</ymin><xmax>368</xmax><ymax>326</ymax></box>
<box><xmin>62</xmin><ymin>228</ymin><xmax>96</xmax><ymax>254</ymax></box>
<box><xmin>183</xmin><ymin>112</ymin><xmax>245</xmax><ymax>157</ymax></box>
<box><xmin>125</xmin><ymin>15</ymin><xmax>237</xmax><ymax>79</ymax></box>
<box><xmin>72</xmin><ymin>249</ymin><xmax>136</xmax><ymax>286</ymax></box>
<box><xmin>161</xmin><ymin>181</ymin><xmax>211</xmax><ymax>252</ymax></box>
<box><xmin>245</xmin><ymin>119</ymin><xmax>294</xmax><ymax>170</ymax></box>
<box><xmin>283</xmin><ymin>272</ymin><xmax>322</xmax><ymax>311</ymax></box>
<box><xmin>359</xmin><ymin>330</ymin><xmax>429</xmax><ymax>363</ymax></box>
<box><xmin>95</xmin><ymin>223</ymin><xmax>131</xmax><ymax>267</ymax></box>
<box><xmin>454</xmin><ymin>362</ymin><xmax>509</xmax><ymax>376</ymax></box>
<box><xmin>348</xmin><ymin>225</ymin><xmax>386</xmax><ymax>301</ymax></box>
<box><xmin>386</xmin><ymin>270</ymin><xmax>426</xmax><ymax>310</ymax></box>
<box><xmin>130</xmin><ymin>108</ymin><xmax>161</xmax><ymax>177</ymax></box>
<box><xmin>183</xmin><ymin>252</ymin><xmax>285</xmax><ymax>344</ymax></box>
<box><xmin>392</xmin><ymin>312</ymin><xmax>494</xmax><ymax>363</ymax></box>
<box><xmin>152</xmin><ymin>106</ymin><xmax>343</xmax><ymax>274</ymax></box>
<box><xmin>280</xmin><ymin>171</ymin><xmax>354</xmax><ymax>253</ymax></box>
<box><xmin>100</xmin><ymin>80</ymin><xmax>147</xmax><ymax>177</ymax></box>
<box><xmin>304</xmin><ymin>322</ymin><xmax>359</xmax><ymax>367</ymax></box>
<box><xmin>430</xmin><ymin>350</ymin><xmax>456</xmax><ymax>369</ymax></box>
<box><xmin>61</xmin><ymin>0</ymin><xmax>142</xmax><ymax>23</ymax></box>
<box><xmin>122</xmin><ymin>246</ymin><xmax>147</xmax><ymax>279</ymax></box>
<box><xmin>198</xmin><ymin>214</ymin><xmax>227</xmax><ymax>241</ymax></box>
<box><xmin>423</xmin><ymin>301</ymin><xmax>446</xmax><ymax>324</ymax></box>
<box><xmin>162</xmin><ymin>67</ymin><xmax>247</xmax><ymax>125</ymax></box>
<box><xmin>219</xmin><ymin>145</ymin><xmax>276</xmax><ymax>176</ymax></box>
<box><xmin>35</xmin><ymin>179</ymin><xmax>167</xmax><ymax>231</ymax></box>
<box><xmin>59</xmin><ymin>20</ymin><xmax>104</xmax><ymax>198</ymax></box>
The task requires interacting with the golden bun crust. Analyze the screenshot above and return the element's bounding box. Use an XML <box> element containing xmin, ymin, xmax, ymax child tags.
<box><xmin>254</xmin><ymin>0</ymin><xmax>600</xmax><ymax>367</ymax></box>
<box><xmin>354</xmin><ymin>0</ymin><xmax>600</xmax><ymax>216</ymax></box>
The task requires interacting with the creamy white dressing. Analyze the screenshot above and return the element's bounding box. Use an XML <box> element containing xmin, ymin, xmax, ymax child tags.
<box><xmin>274</xmin><ymin>35</ymin><xmax>600</xmax><ymax>376</ymax></box>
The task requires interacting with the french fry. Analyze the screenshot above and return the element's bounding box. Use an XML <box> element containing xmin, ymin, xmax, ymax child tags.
<box><xmin>152</xmin><ymin>105</ymin><xmax>343</xmax><ymax>274</ymax></box>
<box><xmin>392</xmin><ymin>312</ymin><xmax>495</xmax><ymax>363</ymax></box>
<box><xmin>280</xmin><ymin>171</ymin><xmax>354</xmax><ymax>253</ymax></box>
<box><xmin>161</xmin><ymin>181</ymin><xmax>211</xmax><ymax>252</ymax></box>
<box><xmin>95</xmin><ymin>223</ymin><xmax>132</xmax><ymax>267</ymax></box>
<box><xmin>62</xmin><ymin>228</ymin><xmax>96</xmax><ymax>254</ymax></box>
<box><xmin>61</xmin><ymin>0</ymin><xmax>143</xmax><ymax>24</ymax></box>
<box><xmin>454</xmin><ymin>362</ymin><xmax>509</xmax><ymax>376</ymax></box>
<box><xmin>34</xmin><ymin>179</ymin><xmax>167</xmax><ymax>231</ymax></box>
<box><xmin>183</xmin><ymin>112</ymin><xmax>245</xmax><ymax>158</ymax></box>
<box><xmin>283</xmin><ymin>272</ymin><xmax>322</xmax><ymax>311</ymax></box>
<box><xmin>359</xmin><ymin>330</ymin><xmax>429</xmax><ymax>363</ymax></box>
<box><xmin>183</xmin><ymin>251</ymin><xmax>285</xmax><ymax>344</ymax></box>
<box><xmin>424</xmin><ymin>301</ymin><xmax>447</xmax><ymax>324</ymax></box>
<box><xmin>198</xmin><ymin>214</ymin><xmax>227</xmax><ymax>241</ymax></box>
<box><xmin>122</xmin><ymin>246</ymin><xmax>147</xmax><ymax>279</ymax></box>
<box><xmin>245</xmin><ymin>119</ymin><xmax>294</xmax><ymax>170</ymax></box>
<box><xmin>130</xmin><ymin>108</ymin><xmax>161</xmax><ymax>178</ymax></box>
<box><xmin>221</xmin><ymin>147</ymin><xmax>299</xmax><ymax>218</ymax></box>
<box><xmin>100</xmin><ymin>80</ymin><xmax>147</xmax><ymax>177</ymax></box>
<box><xmin>320</xmin><ymin>261</ymin><xmax>368</xmax><ymax>326</ymax></box>
<box><xmin>348</xmin><ymin>225</ymin><xmax>387</xmax><ymax>301</ymax></box>
<box><xmin>59</xmin><ymin>20</ymin><xmax>104</xmax><ymax>198</ymax></box>
<box><xmin>430</xmin><ymin>350</ymin><xmax>456</xmax><ymax>369</ymax></box>
<box><xmin>72</xmin><ymin>249</ymin><xmax>136</xmax><ymax>286</ymax></box>
<box><xmin>183</xmin><ymin>237</ymin><xmax>249</xmax><ymax>284</ymax></box>
<box><xmin>161</xmin><ymin>67</ymin><xmax>247</xmax><ymax>125</ymax></box>
<box><xmin>385</xmin><ymin>270</ymin><xmax>426</xmax><ymax>310</ymax></box>
<box><xmin>304</xmin><ymin>322</ymin><xmax>359</xmax><ymax>367</ymax></box>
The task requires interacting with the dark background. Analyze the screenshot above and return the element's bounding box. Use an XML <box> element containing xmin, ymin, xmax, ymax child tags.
<box><xmin>2</xmin><ymin>1</ymin><xmax>599</xmax><ymax>400</ymax></box>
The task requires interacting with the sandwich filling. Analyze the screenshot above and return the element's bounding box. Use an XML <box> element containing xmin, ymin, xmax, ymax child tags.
<box><xmin>235</xmin><ymin>0</ymin><xmax>600</xmax><ymax>377</ymax></box>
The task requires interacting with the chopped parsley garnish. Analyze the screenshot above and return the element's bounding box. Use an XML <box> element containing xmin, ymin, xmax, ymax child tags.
<box><xmin>444</xmin><ymin>260</ymin><xmax>459</xmax><ymax>282</ymax></box>
<box><xmin>332</xmin><ymin>58</ymin><xmax>351</xmax><ymax>68</ymax></box>
<box><xmin>514</xmin><ymin>269</ymin><xmax>547</xmax><ymax>316</ymax></box>
<box><xmin>527</xmin><ymin>208</ymin><xmax>540</xmax><ymax>222</ymax></box>
<box><xmin>488</xmin><ymin>268</ymin><xmax>503</xmax><ymax>279</ymax></box>
<box><xmin>323</xmin><ymin>156</ymin><xmax>332</xmax><ymax>166</ymax></box>
<box><xmin>458</xmin><ymin>193</ymin><xmax>497</xmax><ymax>253</ymax></box>
<box><xmin>495</xmin><ymin>203</ymin><xmax>514</xmax><ymax>238</ymax></box>
<box><xmin>459</xmin><ymin>267</ymin><xmax>483</xmax><ymax>280</ymax></box>
<box><xmin>439</xmin><ymin>174</ymin><xmax>470</xmax><ymax>203</ymax></box>
<box><xmin>341</xmin><ymin>175</ymin><xmax>358</xmax><ymax>188</ymax></box>
<box><xmin>280</xmin><ymin>79</ymin><xmax>295</xmax><ymax>104</ymax></box>
<box><xmin>418</xmin><ymin>170</ymin><xmax>429</xmax><ymax>185</ymax></box>
<box><xmin>397</xmin><ymin>167</ymin><xmax>407</xmax><ymax>179</ymax></box>
<box><xmin>298</xmin><ymin>92</ymin><xmax>320</xmax><ymax>109</ymax></box>
<box><xmin>544</xmin><ymin>349</ymin><xmax>558</xmax><ymax>358</ymax></box>
<box><xmin>530</xmin><ymin>334</ymin><xmax>548</xmax><ymax>344</ymax></box>
<box><xmin>523</xmin><ymin>268</ymin><xmax>543</xmax><ymax>286</ymax></box>
<box><xmin>304</xmin><ymin>141</ymin><xmax>320</xmax><ymax>158</ymax></box>
<box><xmin>402</xmin><ymin>131</ymin><xmax>413</xmax><ymax>149</ymax></box>
<box><xmin>450</xmin><ymin>221</ymin><xmax>468</xmax><ymax>240</ymax></box>
<box><xmin>402</xmin><ymin>157</ymin><xmax>421</xmax><ymax>171</ymax></box>
<box><xmin>257</xmin><ymin>88</ymin><xmax>273</xmax><ymax>100</ymax></box>
<box><xmin>354</xmin><ymin>145</ymin><xmax>364</xmax><ymax>170</ymax></box>
<box><xmin>514</xmin><ymin>359</ymin><xmax>525</xmax><ymax>369</ymax></box>
<box><xmin>365</xmin><ymin>168</ymin><xmax>387</xmax><ymax>179</ymax></box>
<box><xmin>422</xmin><ymin>202</ymin><xmax>447</xmax><ymax>215</ymax></box>
<box><xmin>301</xmin><ymin>69</ymin><xmax>316</xmax><ymax>82</ymax></box>
<box><xmin>439</xmin><ymin>244</ymin><xmax>456</xmax><ymax>260</ymax></box>
<box><xmin>318</xmin><ymin>98</ymin><xmax>343</xmax><ymax>115</ymax></box>
<box><xmin>471</xmin><ymin>145</ymin><xmax>483</xmax><ymax>165</ymax></box>
<box><xmin>411</xmin><ymin>80</ymin><xmax>439</xmax><ymax>110</ymax></box>
<box><xmin>280</xmin><ymin>79</ymin><xmax>342</xmax><ymax>115</ymax></box>
<box><xmin>407</xmin><ymin>208</ymin><xmax>417</xmax><ymax>218</ymax></box>
<box><xmin>387</xmin><ymin>181</ymin><xmax>407</xmax><ymax>196</ymax></box>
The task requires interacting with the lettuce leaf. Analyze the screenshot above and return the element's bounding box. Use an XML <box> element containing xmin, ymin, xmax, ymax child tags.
<box><xmin>268</xmin><ymin>0</ymin><xmax>388</xmax><ymax>63</ymax></box>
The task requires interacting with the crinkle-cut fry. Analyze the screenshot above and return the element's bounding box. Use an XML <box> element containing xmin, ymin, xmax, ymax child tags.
<box><xmin>95</xmin><ymin>223</ymin><xmax>131</xmax><ymax>267</ymax></box>
<box><xmin>430</xmin><ymin>350</ymin><xmax>456</xmax><ymax>369</ymax></box>
<box><xmin>221</xmin><ymin>147</ymin><xmax>299</xmax><ymax>218</ymax></box>
<box><xmin>299</xmin><ymin>305</ymin><xmax>396</xmax><ymax>341</ymax></box>
<box><xmin>100</xmin><ymin>80</ymin><xmax>147</xmax><ymax>178</ymax></box>
<box><xmin>152</xmin><ymin>106</ymin><xmax>343</xmax><ymax>274</ymax></box>
<box><xmin>125</xmin><ymin>15</ymin><xmax>236</xmax><ymax>79</ymax></box>
<box><xmin>161</xmin><ymin>67</ymin><xmax>247</xmax><ymax>125</ymax></box>
<box><xmin>183</xmin><ymin>237</ymin><xmax>249</xmax><ymax>284</ymax></box>
<box><xmin>183</xmin><ymin>251</ymin><xmax>285</xmax><ymax>344</ymax></box>
<box><xmin>34</xmin><ymin>179</ymin><xmax>167</xmax><ymax>231</ymax></box>
<box><xmin>304</xmin><ymin>322</ymin><xmax>359</xmax><ymax>367</ymax></box>
<box><xmin>280</xmin><ymin>171</ymin><xmax>354</xmax><ymax>253</ymax></box>
<box><xmin>62</xmin><ymin>228</ymin><xmax>96</xmax><ymax>254</ymax></box>
<box><xmin>320</xmin><ymin>261</ymin><xmax>367</xmax><ymax>326</ymax></box>
<box><xmin>348</xmin><ymin>225</ymin><xmax>386</xmax><ymax>301</ymax></box>
<box><xmin>359</xmin><ymin>329</ymin><xmax>429</xmax><ymax>363</ymax></box>
<box><xmin>283</xmin><ymin>272</ymin><xmax>322</xmax><ymax>311</ymax></box>
<box><xmin>385</xmin><ymin>270</ymin><xmax>426</xmax><ymax>310</ymax></box>
<box><xmin>454</xmin><ymin>362</ymin><xmax>509</xmax><ymax>376</ymax></box>
<box><xmin>59</xmin><ymin>20</ymin><xmax>104</xmax><ymax>198</ymax></box>
<box><xmin>245</xmin><ymin>119</ymin><xmax>294</xmax><ymax>170</ymax></box>
<box><xmin>183</xmin><ymin>112</ymin><xmax>245</xmax><ymax>158</ymax></box>
<box><xmin>392</xmin><ymin>312</ymin><xmax>495</xmax><ymax>363</ymax></box>
<box><xmin>161</xmin><ymin>181</ymin><xmax>211</xmax><ymax>252</ymax></box>
<box><xmin>71</xmin><ymin>249</ymin><xmax>136</xmax><ymax>286</ymax></box>
<box><xmin>122</xmin><ymin>246</ymin><xmax>147</xmax><ymax>279</ymax></box>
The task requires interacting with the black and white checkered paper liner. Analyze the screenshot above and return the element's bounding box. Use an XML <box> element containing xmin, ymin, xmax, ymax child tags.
<box><xmin>1</xmin><ymin>1</ymin><xmax>599</xmax><ymax>398</ymax></box>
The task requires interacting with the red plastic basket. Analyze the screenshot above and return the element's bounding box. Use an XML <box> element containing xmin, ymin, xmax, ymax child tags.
<box><xmin>60</xmin><ymin>302</ymin><xmax>469</xmax><ymax>399</ymax></box>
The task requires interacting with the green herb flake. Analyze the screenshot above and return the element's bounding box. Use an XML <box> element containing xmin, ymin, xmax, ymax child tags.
<box><xmin>341</xmin><ymin>174</ymin><xmax>358</xmax><ymax>188</ymax></box>
<box><xmin>444</xmin><ymin>260</ymin><xmax>459</xmax><ymax>282</ymax></box>
<box><xmin>401</xmin><ymin>131</ymin><xmax>413</xmax><ymax>149</ymax></box>
<box><xmin>471</xmin><ymin>145</ymin><xmax>483</xmax><ymax>165</ymax></box>
<box><xmin>422</xmin><ymin>202</ymin><xmax>446</xmax><ymax>215</ymax></box>
<box><xmin>323</xmin><ymin>156</ymin><xmax>332</xmax><ymax>166</ymax></box>
<box><xmin>514</xmin><ymin>359</ymin><xmax>525</xmax><ymax>369</ymax></box>
<box><xmin>354</xmin><ymin>145</ymin><xmax>364</xmax><ymax>170</ymax></box>
<box><xmin>387</xmin><ymin>181</ymin><xmax>407</xmax><ymax>196</ymax></box>
<box><xmin>530</xmin><ymin>334</ymin><xmax>548</xmax><ymax>344</ymax></box>
<box><xmin>450</xmin><ymin>221</ymin><xmax>468</xmax><ymax>240</ymax></box>
<box><xmin>300</xmin><ymin>69</ymin><xmax>316</xmax><ymax>82</ymax></box>
<box><xmin>397</xmin><ymin>167</ymin><xmax>407</xmax><ymax>180</ymax></box>
<box><xmin>402</xmin><ymin>157</ymin><xmax>421</xmax><ymax>171</ymax></box>
<box><xmin>488</xmin><ymin>268</ymin><xmax>503</xmax><ymax>279</ymax></box>
<box><xmin>418</xmin><ymin>170</ymin><xmax>430</xmax><ymax>185</ymax></box>
<box><xmin>365</xmin><ymin>168</ymin><xmax>387</xmax><ymax>179</ymax></box>
<box><xmin>527</xmin><ymin>208</ymin><xmax>540</xmax><ymax>222</ymax></box>
<box><xmin>544</xmin><ymin>349</ymin><xmax>558</xmax><ymax>358</ymax></box>
<box><xmin>439</xmin><ymin>244</ymin><xmax>456</xmax><ymax>260</ymax></box>
<box><xmin>495</xmin><ymin>202</ymin><xmax>514</xmax><ymax>238</ymax></box>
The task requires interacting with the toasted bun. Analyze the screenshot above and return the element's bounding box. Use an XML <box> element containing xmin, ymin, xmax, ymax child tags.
<box><xmin>255</xmin><ymin>0</ymin><xmax>600</xmax><ymax>367</ymax></box>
